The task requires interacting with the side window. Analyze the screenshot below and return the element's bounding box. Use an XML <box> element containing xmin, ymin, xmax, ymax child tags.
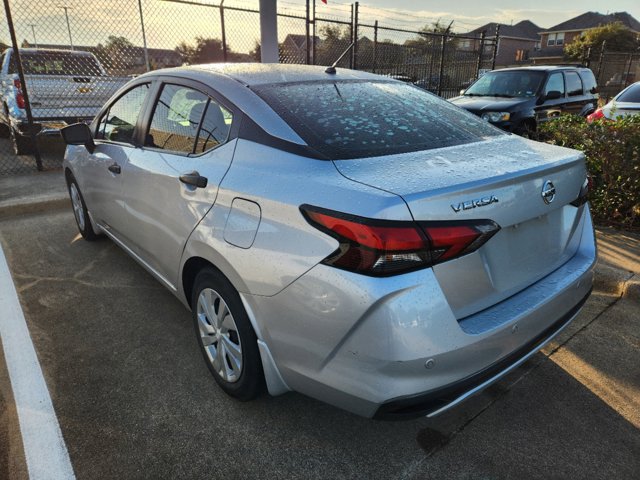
<box><xmin>565</xmin><ymin>72</ymin><xmax>583</xmax><ymax>96</ymax></box>
<box><xmin>194</xmin><ymin>99</ymin><xmax>233</xmax><ymax>154</ymax></box>
<box><xmin>579</xmin><ymin>70</ymin><xmax>598</xmax><ymax>94</ymax></box>
<box><xmin>544</xmin><ymin>72</ymin><xmax>565</xmax><ymax>97</ymax></box>
<box><xmin>145</xmin><ymin>84</ymin><xmax>208</xmax><ymax>154</ymax></box>
<box><xmin>96</xmin><ymin>83</ymin><xmax>150</xmax><ymax>144</ymax></box>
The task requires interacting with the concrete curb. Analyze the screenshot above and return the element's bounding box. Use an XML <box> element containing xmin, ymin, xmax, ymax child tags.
<box><xmin>0</xmin><ymin>195</ymin><xmax>69</xmax><ymax>220</ymax></box>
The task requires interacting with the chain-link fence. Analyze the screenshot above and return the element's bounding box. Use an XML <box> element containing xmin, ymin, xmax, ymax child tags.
<box><xmin>588</xmin><ymin>51</ymin><xmax>640</xmax><ymax>101</ymax></box>
<box><xmin>0</xmin><ymin>0</ymin><xmax>504</xmax><ymax>176</ymax></box>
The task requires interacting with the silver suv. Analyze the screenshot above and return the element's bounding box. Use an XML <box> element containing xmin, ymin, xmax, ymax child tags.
<box><xmin>61</xmin><ymin>64</ymin><xmax>596</xmax><ymax>419</ymax></box>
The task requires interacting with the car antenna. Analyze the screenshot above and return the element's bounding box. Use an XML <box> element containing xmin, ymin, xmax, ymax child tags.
<box><xmin>325</xmin><ymin>42</ymin><xmax>355</xmax><ymax>74</ymax></box>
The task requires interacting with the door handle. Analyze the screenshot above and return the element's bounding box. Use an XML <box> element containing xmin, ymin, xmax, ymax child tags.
<box><xmin>108</xmin><ymin>163</ymin><xmax>121</xmax><ymax>174</ymax></box>
<box><xmin>179</xmin><ymin>171</ymin><xmax>208</xmax><ymax>188</ymax></box>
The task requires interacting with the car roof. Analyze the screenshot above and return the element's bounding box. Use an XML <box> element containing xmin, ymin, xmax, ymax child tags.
<box><xmin>11</xmin><ymin>47</ymin><xmax>94</xmax><ymax>56</ymax></box>
<box><xmin>181</xmin><ymin>63</ymin><xmax>384</xmax><ymax>87</ymax></box>
<box><xmin>134</xmin><ymin>64</ymin><xmax>400</xmax><ymax>149</ymax></box>
<box><xmin>491</xmin><ymin>65</ymin><xmax>589</xmax><ymax>73</ymax></box>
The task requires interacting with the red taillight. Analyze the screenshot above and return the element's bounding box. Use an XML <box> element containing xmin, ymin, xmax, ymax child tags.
<box><xmin>301</xmin><ymin>205</ymin><xmax>500</xmax><ymax>276</ymax></box>
<box><xmin>13</xmin><ymin>79</ymin><xmax>25</xmax><ymax>109</ymax></box>
<box><xmin>586</xmin><ymin>108</ymin><xmax>605</xmax><ymax>124</ymax></box>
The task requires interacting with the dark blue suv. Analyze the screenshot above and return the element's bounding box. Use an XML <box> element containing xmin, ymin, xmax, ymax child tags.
<box><xmin>450</xmin><ymin>66</ymin><xmax>598</xmax><ymax>137</ymax></box>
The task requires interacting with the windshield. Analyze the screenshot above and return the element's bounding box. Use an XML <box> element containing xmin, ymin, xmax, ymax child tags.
<box><xmin>10</xmin><ymin>51</ymin><xmax>103</xmax><ymax>76</ymax></box>
<box><xmin>465</xmin><ymin>71</ymin><xmax>545</xmax><ymax>98</ymax></box>
<box><xmin>253</xmin><ymin>80</ymin><xmax>502</xmax><ymax>160</ymax></box>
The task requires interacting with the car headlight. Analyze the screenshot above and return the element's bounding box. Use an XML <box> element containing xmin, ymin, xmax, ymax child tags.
<box><xmin>481</xmin><ymin>112</ymin><xmax>510</xmax><ymax>122</ymax></box>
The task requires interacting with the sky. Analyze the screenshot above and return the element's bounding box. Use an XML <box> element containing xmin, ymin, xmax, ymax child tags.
<box><xmin>352</xmin><ymin>0</ymin><xmax>640</xmax><ymax>31</ymax></box>
<box><xmin>3</xmin><ymin>0</ymin><xmax>640</xmax><ymax>53</ymax></box>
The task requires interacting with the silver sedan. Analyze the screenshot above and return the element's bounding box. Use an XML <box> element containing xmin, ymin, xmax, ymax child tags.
<box><xmin>61</xmin><ymin>64</ymin><xmax>596</xmax><ymax>419</ymax></box>
<box><xmin>588</xmin><ymin>81</ymin><xmax>640</xmax><ymax>122</ymax></box>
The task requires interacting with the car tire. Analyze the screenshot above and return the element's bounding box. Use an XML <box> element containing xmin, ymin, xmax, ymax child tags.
<box><xmin>67</xmin><ymin>176</ymin><xmax>98</xmax><ymax>241</ymax></box>
<box><xmin>191</xmin><ymin>267</ymin><xmax>264</xmax><ymax>401</ymax></box>
<box><xmin>10</xmin><ymin>128</ymin><xmax>34</xmax><ymax>155</ymax></box>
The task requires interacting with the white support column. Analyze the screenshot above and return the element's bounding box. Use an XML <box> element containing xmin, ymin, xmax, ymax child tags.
<box><xmin>260</xmin><ymin>0</ymin><xmax>279</xmax><ymax>63</ymax></box>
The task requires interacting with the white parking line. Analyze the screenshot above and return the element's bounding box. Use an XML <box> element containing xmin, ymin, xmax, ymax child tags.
<box><xmin>0</xmin><ymin>246</ymin><xmax>75</xmax><ymax>479</ymax></box>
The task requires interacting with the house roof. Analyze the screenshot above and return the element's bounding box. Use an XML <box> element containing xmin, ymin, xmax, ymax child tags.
<box><xmin>543</xmin><ymin>11</ymin><xmax>640</xmax><ymax>33</ymax></box>
<box><xmin>284</xmin><ymin>34</ymin><xmax>321</xmax><ymax>49</ymax></box>
<box><xmin>467</xmin><ymin>20</ymin><xmax>542</xmax><ymax>40</ymax></box>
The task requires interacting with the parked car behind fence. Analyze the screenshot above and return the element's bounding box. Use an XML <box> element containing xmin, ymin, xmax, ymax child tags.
<box><xmin>450</xmin><ymin>66</ymin><xmax>599</xmax><ymax>137</ymax></box>
<box><xmin>0</xmin><ymin>48</ymin><xmax>129</xmax><ymax>155</ymax></box>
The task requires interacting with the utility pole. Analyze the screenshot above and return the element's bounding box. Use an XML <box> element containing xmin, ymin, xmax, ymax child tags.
<box><xmin>259</xmin><ymin>0</ymin><xmax>278</xmax><ymax>63</ymax></box>
<box><xmin>28</xmin><ymin>24</ymin><xmax>38</xmax><ymax>48</ymax></box>
<box><xmin>58</xmin><ymin>5</ymin><xmax>74</xmax><ymax>50</ymax></box>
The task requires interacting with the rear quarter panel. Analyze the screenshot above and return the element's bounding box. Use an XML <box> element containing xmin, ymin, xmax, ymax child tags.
<box><xmin>180</xmin><ymin>139</ymin><xmax>412</xmax><ymax>299</ymax></box>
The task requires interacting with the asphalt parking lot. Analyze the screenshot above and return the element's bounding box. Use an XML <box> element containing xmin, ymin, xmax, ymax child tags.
<box><xmin>0</xmin><ymin>208</ymin><xmax>639</xmax><ymax>479</ymax></box>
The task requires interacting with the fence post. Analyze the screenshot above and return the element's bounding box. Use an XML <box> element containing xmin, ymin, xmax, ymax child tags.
<box><xmin>350</xmin><ymin>2</ymin><xmax>359</xmax><ymax>69</ymax></box>
<box><xmin>2</xmin><ymin>0</ymin><xmax>42</xmax><ymax>170</ymax></box>
<box><xmin>475</xmin><ymin>31</ymin><xmax>485</xmax><ymax>78</ymax></box>
<box><xmin>312</xmin><ymin>0</ymin><xmax>317</xmax><ymax>64</ymax></box>
<box><xmin>305</xmin><ymin>0</ymin><xmax>311</xmax><ymax>64</ymax></box>
<box><xmin>437</xmin><ymin>32</ymin><xmax>447</xmax><ymax>96</ymax></box>
<box><xmin>491</xmin><ymin>24</ymin><xmax>500</xmax><ymax>70</ymax></box>
<box><xmin>596</xmin><ymin>40</ymin><xmax>606</xmax><ymax>80</ymax></box>
<box><xmin>137</xmin><ymin>0</ymin><xmax>150</xmax><ymax>71</ymax></box>
<box><xmin>220</xmin><ymin>0</ymin><xmax>228</xmax><ymax>62</ymax></box>
<box><xmin>624</xmin><ymin>53</ymin><xmax>634</xmax><ymax>88</ymax></box>
<box><xmin>372</xmin><ymin>20</ymin><xmax>378</xmax><ymax>73</ymax></box>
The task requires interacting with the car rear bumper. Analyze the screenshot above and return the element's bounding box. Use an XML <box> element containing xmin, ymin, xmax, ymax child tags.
<box><xmin>246</xmin><ymin>206</ymin><xmax>596</xmax><ymax>418</ymax></box>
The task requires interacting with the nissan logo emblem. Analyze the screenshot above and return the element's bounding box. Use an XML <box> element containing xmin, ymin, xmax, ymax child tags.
<box><xmin>542</xmin><ymin>180</ymin><xmax>556</xmax><ymax>204</ymax></box>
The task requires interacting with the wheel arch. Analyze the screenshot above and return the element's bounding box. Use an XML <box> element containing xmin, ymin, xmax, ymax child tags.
<box><xmin>181</xmin><ymin>253</ymin><xmax>290</xmax><ymax>396</ymax></box>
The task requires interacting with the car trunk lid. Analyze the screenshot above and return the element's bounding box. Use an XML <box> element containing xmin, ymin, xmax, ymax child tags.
<box><xmin>333</xmin><ymin>136</ymin><xmax>588</xmax><ymax>319</ymax></box>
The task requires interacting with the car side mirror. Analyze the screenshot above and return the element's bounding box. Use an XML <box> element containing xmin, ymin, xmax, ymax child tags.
<box><xmin>545</xmin><ymin>90</ymin><xmax>562</xmax><ymax>101</ymax></box>
<box><xmin>460</xmin><ymin>89</ymin><xmax>466</xmax><ymax>95</ymax></box>
<box><xmin>61</xmin><ymin>123</ymin><xmax>95</xmax><ymax>154</ymax></box>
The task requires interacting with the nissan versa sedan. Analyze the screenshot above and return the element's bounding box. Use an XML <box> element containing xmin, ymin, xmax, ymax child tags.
<box><xmin>61</xmin><ymin>64</ymin><xmax>596</xmax><ymax>419</ymax></box>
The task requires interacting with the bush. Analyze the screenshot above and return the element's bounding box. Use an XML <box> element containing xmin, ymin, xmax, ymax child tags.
<box><xmin>537</xmin><ymin>115</ymin><xmax>640</xmax><ymax>230</ymax></box>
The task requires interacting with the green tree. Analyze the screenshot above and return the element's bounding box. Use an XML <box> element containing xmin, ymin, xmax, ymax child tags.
<box><xmin>315</xmin><ymin>25</ymin><xmax>351</xmax><ymax>66</ymax></box>
<box><xmin>105</xmin><ymin>35</ymin><xmax>135</xmax><ymax>53</ymax></box>
<box><xmin>249</xmin><ymin>40</ymin><xmax>261</xmax><ymax>62</ymax></box>
<box><xmin>564</xmin><ymin>22</ymin><xmax>640</xmax><ymax>60</ymax></box>
<box><xmin>404</xmin><ymin>21</ymin><xmax>451</xmax><ymax>50</ymax></box>
<box><xmin>175</xmin><ymin>36</ymin><xmax>245</xmax><ymax>65</ymax></box>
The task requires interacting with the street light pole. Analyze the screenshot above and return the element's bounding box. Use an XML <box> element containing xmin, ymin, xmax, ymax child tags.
<box><xmin>59</xmin><ymin>5</ymin><xmax>74</xmax><ymax>50</ymax></box>
<box><xmin>28</xmin><ymin>24</ymin><xmax>38</xmax><ymax>48</ymax></box>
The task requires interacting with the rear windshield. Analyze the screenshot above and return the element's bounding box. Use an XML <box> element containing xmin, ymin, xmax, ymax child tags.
<box><xmin>9</xmin><ymin>51</ymin><xmax>103</xmax><ymax>76</ymax></box>
<box><xmin>254</xmin><ymin>80</ymin><xmax>502</xmax><ymax>160</ymax></box>
<box><xmin>617</xmin><ymin>83</ymin><xmax>640</xmax><ymax>103</ymax></box>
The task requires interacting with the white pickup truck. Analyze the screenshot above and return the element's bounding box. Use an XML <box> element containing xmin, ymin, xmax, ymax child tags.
<box><xmin>0</xmin><ymin>48</ymin><xmax>129</xmax><ymax>154</ymax></box>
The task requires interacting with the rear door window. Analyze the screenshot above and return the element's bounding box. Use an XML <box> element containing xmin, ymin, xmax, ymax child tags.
<box><xmin>565</xmin><ymin>72</ymin><xmax>583</xmax><ymax>96</ymax></box>
<box><xmin>194</xmin><ymin>100</ymin><xmax>233</xmax><ymax>153</ymax></box>
<box><xmin>96</xmin><ymin>83</ymin><xmax>150</xmax><ymax>144</ymax></box>
<box><xmin>253</xmin><ymin>81</ymin><xmax>502</xmax><ymax>160</ymax></box>
<box><xmin>9</xmin><ymin>51</ymin><xmax>103</xmax><ymax>76</ymax></box>
<box><xmin>145</xmin><ymin>84</ymin><xmax>208</xmax><ymax>154</ymax></box>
